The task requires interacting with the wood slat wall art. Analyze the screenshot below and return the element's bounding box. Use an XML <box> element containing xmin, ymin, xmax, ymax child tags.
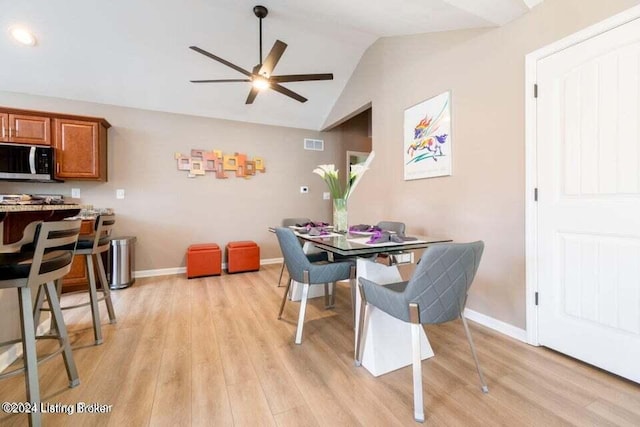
<box><xmin>174</xmin><ymin>149</ymin><xmax>265</xmax><ymax>179</ymax></box>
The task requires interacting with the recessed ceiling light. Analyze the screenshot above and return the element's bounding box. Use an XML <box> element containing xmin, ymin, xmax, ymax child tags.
<box><xmin>9</xmin><ymin>26</ymin><xmax>37</xmax><ymax>46</ymax></box>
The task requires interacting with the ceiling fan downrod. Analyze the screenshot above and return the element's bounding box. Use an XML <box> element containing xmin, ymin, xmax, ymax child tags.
<box><xmin>253</xmin><ymin>5</ymin><xmax>268</xmax><ymax>67</ymax></box>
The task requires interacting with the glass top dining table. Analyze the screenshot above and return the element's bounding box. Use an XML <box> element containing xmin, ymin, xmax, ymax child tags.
<box><xmin>290</xmin><ymin>230</ymin><xmax>452</xmax><ymax>257</ymax></box>
<box><xmin>271</xmin><ymin>226</ymin><xmax>453</xmax><ymax>376</ymax></box>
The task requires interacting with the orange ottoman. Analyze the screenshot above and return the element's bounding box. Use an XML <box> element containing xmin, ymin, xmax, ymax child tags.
<box><xmin>187</xmin><ymin>243</ymin><xmax>222</xmax><ymax>278</ymax></box>
<box><xmin>226</xmin><ymin>241</ymin><xmax>260</xmax><ymax>273</ymax></box>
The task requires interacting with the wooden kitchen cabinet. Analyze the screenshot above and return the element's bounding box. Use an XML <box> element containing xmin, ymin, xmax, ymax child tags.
<box><xmin>0</xmin><ymin>111</ymin><xmax>50</xmax><ymax>145</ymax></box>
<box><xmin>0</xmin><ymin>106</ymin><xmax>110</xmax><ymax>181</ymax></box>
<box><xmin>62</xmin><ymin>253</ymin><xmax>91</xmax><ymax>292</ymax></box>
<box><xmin>53</xmin><ymin>118</ymin><xmax>108</xmax><ymax>181</ymax></box>
<box><xmin>0</xmin><ymin>113</ymin><xmax>7</xmax><ymax>142</ymax></box>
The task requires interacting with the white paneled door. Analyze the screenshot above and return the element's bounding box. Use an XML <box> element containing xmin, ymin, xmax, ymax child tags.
<box><xmin>536</xmin><ymin>17</ymin><xmax>640</xmax><ymax>382</ymax></box>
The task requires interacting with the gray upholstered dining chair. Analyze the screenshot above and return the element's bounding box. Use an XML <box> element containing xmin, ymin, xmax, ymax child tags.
<box><xmin>376</xmin><ymin>220</ymin><xmax>406</xmax><ymax>236</ymax></box>
<box><xmin>275</xmin><ymin>227</ymin><xmax>355</xmax><ymax>344</ymax></box>
<box><xmin>355</xmin><ymin>241</ymin><xmax>487</xmax><ymax>423</ymax></box>
<box><xmin>0</xmin><ymin>219</ymin><xmax>82</xmax><ymax>427</ymax></box>
<box><xmin>277</xmin><ymin>217</ymin><xmax>328</xmax><ymax>286</ymax></box>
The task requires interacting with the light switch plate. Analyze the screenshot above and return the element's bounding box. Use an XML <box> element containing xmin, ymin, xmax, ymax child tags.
<box><xmin>116</xmin><ymin>189</ymin><xmax>125</xmax><ymax>199</ymax></box>
<box><xmin>71</xmin><ymin>188</ymin><xmax>81</xmax><ymax>198</ymax></box>
<box><xmin>323</xmin><ymin>192</ymin><xmax>330</xmax><ymax>200</ymax></box>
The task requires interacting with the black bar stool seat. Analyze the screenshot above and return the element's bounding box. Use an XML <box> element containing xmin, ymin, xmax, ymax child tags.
<box><xmin>0</xmin><ymin>250</ymin><xmax>73</xmax><ymax>280</ymax></box>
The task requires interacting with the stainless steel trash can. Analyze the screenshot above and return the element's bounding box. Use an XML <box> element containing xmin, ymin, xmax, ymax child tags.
<box><xmin>110</xmin><ymin>236</ymin><xmax>136</xmax><ymax>289</ymax></box>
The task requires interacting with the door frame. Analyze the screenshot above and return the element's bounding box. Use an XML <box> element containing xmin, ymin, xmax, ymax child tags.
<box><xmin>524</xmin><ymin>5</ymin><xmax>640</xmax><ymax>345</ymax></box>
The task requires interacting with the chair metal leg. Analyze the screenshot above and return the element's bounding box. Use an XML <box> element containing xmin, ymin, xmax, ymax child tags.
<box><xmin>278</xmin><ymin>277</ymin><xmax>293</xmax><ymax>319</ymax></box>
<box><xmin>51</xmin><ymin>279</ymin><xmax>64</xmax><ymax>335</ymax></box>
<box><xmin>461</xmin><ymin>314</ymin><xmax>489</xmax><ymax>393</ymax></box>
<box><xmin>33</xmin><ymin>282</ymin><xmax>59</xmax><ymax>336</ymax></box>
<box><xmin>86</xmin><ymin>254</ymin><xmax>103</xmax><ymax>345</ymax></box>
<box><xmin>278</xmin><ymin>263</ymin><xmax>285</xmax><ymax>287</ymax></box>
<box><xmin>44</xmin><ymin>282</ymin><xmax>80</xmax><ymax>388</ymax></box>
<box><xmin>409</xmin><ymin>303</ymin><xmax>425</xmax><ymax>423</ymax></box>
<box><xmin>323</xmin><ymin>282</ymin><xmax>336</xmax><ymax>309</ymax></box>
<box><xmin>96</xmin><ymin>254</ymin><xmax>117</xmax><ymax>324</ymax></box>
<box><xmin>295</xmin><ymin>282</ymin><xmax>310</xmax><ymax>344</ymax></box>
<box><xmin>18</xmin><ymin>287</ymin><xmax>42</xmax><ymax>427</ymax></box>
<box><xmin>329</xmin><ymin>281</ymin><xmax>336</xmax><ymax>308</ymax></box>
<box><xmin>33</xmin><ymin>284</ymin><xmax>45</xmax><ymax>330</ymax></box>
<box><xmin>324</xmin><ymin>283</ymin><xmax>330</xmax><ymax>308</ymax></box>
<box><xmin>354</xmin><ymin>282</ymin><xmax>369</xmax><ymax>366</ymax></box>
<box><xmin>349</xmin><ymin>265</ymin><xmax>356</xmax><ymax>327</ymax></box>
<box><xmin>55</xmin><ymin>278</ymin><xmax>63</xmax><ymax>296</ymax></box>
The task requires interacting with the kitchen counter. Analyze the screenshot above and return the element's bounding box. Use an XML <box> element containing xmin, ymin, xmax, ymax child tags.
<box><xmin>0</xmin><ymin>204</ymin><xmax>89</xmax><ymax>212</ymax></box>
<box><xmin>0</xmin><ymin>205</ymin><xmax>86</xmax><ymax>249</ymax></box>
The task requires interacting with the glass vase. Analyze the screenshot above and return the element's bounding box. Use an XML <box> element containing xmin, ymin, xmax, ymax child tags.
<box><xmin>333</xmin><ymin>198</ymin><xmax>348</xmax><ymax>233</ymax></box>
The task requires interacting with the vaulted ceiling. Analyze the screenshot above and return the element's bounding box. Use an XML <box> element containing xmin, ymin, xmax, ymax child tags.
<box><xmin>1</xmin><ymin>0</ymin><xmax>542</xmax><ymax>130</ymax></box>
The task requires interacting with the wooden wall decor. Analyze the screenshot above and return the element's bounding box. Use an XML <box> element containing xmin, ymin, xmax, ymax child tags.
<box><xmin>175</xmin><ymin>149</ymin><xmax>266</xmax><ymax>179</ymax></box>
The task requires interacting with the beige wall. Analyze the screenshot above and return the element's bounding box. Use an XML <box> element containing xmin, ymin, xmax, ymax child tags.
<box><xmin>0</xmin><ymin>91</ymin><xmax>347</xmax><ymax>349</ymax></box>
<box><xmin>325</xmin><ymin>0</ymin><xmax>640</xmax><ymax>329</ymax></box>
<box><xmin>0</xmin><ymin>91</ymin><xmax>345</xmax><ymax>271</ymax></box>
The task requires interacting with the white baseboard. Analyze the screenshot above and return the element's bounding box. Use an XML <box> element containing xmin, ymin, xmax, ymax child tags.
<box><xmin>134</xmin><ymin>258</ymin><xmax>284</xmax><ymax>278</ymax></box>
<box><xmin>464</xmin><ymin>308</ymin><xmax>528</xmax><ymax>343</ymax></box>
<box><xmin>134</xmin><ymin>267</ymin><xmax>186</xmax><ymax>278</ymax></box>
<box><xmin>0</xmin><ymin>319</ymin><xmax>52</xmax><ymax>373</ymax></box>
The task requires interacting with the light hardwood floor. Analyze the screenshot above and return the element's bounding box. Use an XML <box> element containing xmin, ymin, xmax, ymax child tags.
<box><xmin>1</xmin><ymin>264</ymin><xmax>639</xmax><ymax>426</ymax></box>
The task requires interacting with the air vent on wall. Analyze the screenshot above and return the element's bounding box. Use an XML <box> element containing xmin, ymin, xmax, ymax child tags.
<box><xmin>304</xmin><ymin>138</ymin><xmax>324</xmax><ymax>151</ymax></box>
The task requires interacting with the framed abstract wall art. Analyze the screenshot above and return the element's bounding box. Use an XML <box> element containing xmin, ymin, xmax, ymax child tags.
<box><xmin>403</xmin><ymin>91</ymin><xmax>452</xmax><ymax>180</ymax></box>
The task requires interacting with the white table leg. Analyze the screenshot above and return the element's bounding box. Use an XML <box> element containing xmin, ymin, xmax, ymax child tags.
<box><xmin>355</xmin><ymin>257</ymin><xmax>434</xmax><ymax>377</ymax></box>
<box><xmin>289</xmin><ymin>241</ymin><xmax>328</xmax><ymax>301</ymax></box>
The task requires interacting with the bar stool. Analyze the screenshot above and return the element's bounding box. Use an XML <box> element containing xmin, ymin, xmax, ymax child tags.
<box><xmin>36</xmin><ymin>214</ymin><xmax>117</xmax><ymax>345</ymax></box>
<box><xmin>0</xmin><ymin>219</ymin><xmax>82</xmax><ymax>427</ymax></box>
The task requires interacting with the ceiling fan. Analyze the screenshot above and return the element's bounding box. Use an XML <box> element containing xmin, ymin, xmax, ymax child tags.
<box><xmin>189</xmin><ymin>5</ymin><xmax>333</xmax><ymax>104</ymax></box>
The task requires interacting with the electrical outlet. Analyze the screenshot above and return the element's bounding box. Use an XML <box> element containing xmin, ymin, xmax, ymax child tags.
<box><xmin>116</xmin><ymin>189</ymin><xmax>125</xmax><ymax>199</ymax></box>
<box><xmin>71</xmin><ymin>188</ymin><xmax>81</xmax><ymax>198</ymax></box>
<box><xmin>323</xmin><ymin>192</ymin><xmax>330</xmax><ymax>200</ymax></box>
<box><xmin>300</xmin><ymin>186</ymin><xmax>309</xmax><ymax>194</ymax></box>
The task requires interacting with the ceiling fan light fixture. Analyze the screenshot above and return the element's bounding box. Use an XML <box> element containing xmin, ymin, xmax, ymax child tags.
<box><xmin>252</xmin><ymin>77</ymin><xmax>270</xmax><ymax>90</ymax></box>
<box><xmin>9</xmin><ymin>25</ymin><xmax>37</xmax><ymax>46</ymax></box>
<box><xmin>189</xmin><ymin>5</ymin><xmax>332</xmax><ymax>104</ymax></box>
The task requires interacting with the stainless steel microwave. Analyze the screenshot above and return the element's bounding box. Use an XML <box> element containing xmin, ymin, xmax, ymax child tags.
<box><xmin>0</xmin><ymin>143</ymin><xmax>56</xmax><ymax>181</ymax></box>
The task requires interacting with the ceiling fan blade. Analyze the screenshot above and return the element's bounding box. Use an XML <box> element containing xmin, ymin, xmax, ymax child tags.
<box><xmin>270</xmin><ymin>73</ymin><xmax>334</xmax><ymax>83</ymax></box>
<box><xmin>245</xmin><ymin>87</ymin><xmax>260</xmax><ymax>104</ymax></box>
<box><xmin>270</xmin><ymin>83</ymin><xmax>307</xmax><ymax>103</ymax></box>
<box><xmin>190</xmin><ymin>79</ymin><xmax>251</xmax><ymax>83</ymax></box>
<box><xmin>189</xmin><ymin>46</ymin><xmax>252</xmax><ymax>77</ymax></box>
<box><xmin>258</xmin><ymin>40</ymin><xmax>287</xmax><ymax>77</ymax></box>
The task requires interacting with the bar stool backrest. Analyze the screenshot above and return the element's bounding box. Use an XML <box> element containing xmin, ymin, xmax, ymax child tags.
<box><xmin>28</xmin><ymin>219</ymin><xmax>82</xmax><ymax>286</ymax></box>
<box><xmin>91</xmin><ymin>214</ymin><xmax>116</xmax><ymax>254</ymax></box>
